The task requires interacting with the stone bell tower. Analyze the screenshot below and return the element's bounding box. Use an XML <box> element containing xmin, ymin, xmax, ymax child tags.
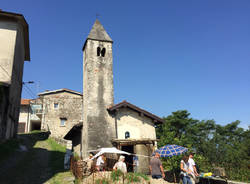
<box><xmin>82</xmin><ymin>20</ymin><xmax>116</xmax><ymax>157</ymax></box>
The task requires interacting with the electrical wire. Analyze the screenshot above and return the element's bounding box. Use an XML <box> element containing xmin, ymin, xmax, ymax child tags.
<box><xmin>0</xmin><ymin>63</ymin><xmax>37</xmax><ymax>99</ymax></box>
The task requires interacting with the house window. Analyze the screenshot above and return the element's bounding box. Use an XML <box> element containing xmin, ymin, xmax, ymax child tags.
<box><xmin>125</xmin><ymin>131</ymin><xmax>130</xmax><ymax>139</ymax></box>
<box><xmin>60</xmin><ymin>118</ymin><xmax>66</xmax><ymax>126</ymax></box>
<box><xmin>54</xmin><ymin>103</ymin><xmax>59</xmax><ymax>109</ymax></box>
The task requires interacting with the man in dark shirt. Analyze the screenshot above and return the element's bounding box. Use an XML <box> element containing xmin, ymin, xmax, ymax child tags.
<box><xmin>149</xmin><ymin>152</ymin><xmax>165</xmax><ymax>179</ymax></box>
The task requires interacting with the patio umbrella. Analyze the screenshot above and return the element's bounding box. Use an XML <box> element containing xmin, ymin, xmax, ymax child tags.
<box><xmin>156</xmin><ymin>144</ymin><xmax>188</xmax><ymax>157</ymax></box>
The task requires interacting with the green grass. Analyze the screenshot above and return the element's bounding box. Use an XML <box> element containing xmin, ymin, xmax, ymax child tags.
<box><xmin>134</xmin><ymin>173</ymin><xmax>149</xmax><ymax>181</ymax></box>
<box><xmin>45</xmin><ymin>171</ymin><xmax>74</xmax><ymax>184</ymax></box>
<box><xmin>125</xmin><ymin>173</ymin><xmax>141</xmax><ymax>183</ymax></box>
<box><xmin>30</xmin><ymin>130</ymin><xmax>43</xmax><ymax>134</ymax></box>
<box><xmin>95</xmin><ymin>178</ymin><xmax>110</xmax><ymax>184</ymax></box>
<box><xmin>46</xmin><ymin>138</ymin><xmax>66</xmax><ymax>171</ymax></box>
<box><xmin>47</xmin><ymin>138</ymin><xmax>66</xmax><ymax>152</ymax></box>
<box><xmin>111</xmin><ymin>169</ymin><xmax>124</xmax><ymax>182</ymax></box>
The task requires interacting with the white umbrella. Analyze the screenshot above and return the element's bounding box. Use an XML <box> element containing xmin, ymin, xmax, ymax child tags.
<box><xmin>92</xmin><ymin>147</ymin><xmax>131</xmax><ymax>159</ymax></box>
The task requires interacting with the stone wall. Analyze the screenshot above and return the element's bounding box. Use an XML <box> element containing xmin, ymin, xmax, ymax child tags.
<box><xmin>82</xmin><ymin>39</ymin><xmax>116</xmax><ymax>157</ymax></box>
<box><xmin>135</xmin><ymin>144</ymin><xmax>154</xmax><ymax>174</ymax></box>
<box><xmin>41</xmin><ymin>92</ymin><xmax>83</xmax><ymax>139</ymax></box>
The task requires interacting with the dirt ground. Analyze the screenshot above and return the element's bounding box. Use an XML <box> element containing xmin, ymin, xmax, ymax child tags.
<box><xmin>0</xmin><ymin>132</ymin><xmax>67</xmax><ymax>184</ymax></box>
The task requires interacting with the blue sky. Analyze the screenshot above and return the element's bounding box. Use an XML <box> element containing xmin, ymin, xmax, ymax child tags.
<box><xmin>2</xmin><ymin>0</ymin><xmax>250</xmax><ymax>129</ymax></box>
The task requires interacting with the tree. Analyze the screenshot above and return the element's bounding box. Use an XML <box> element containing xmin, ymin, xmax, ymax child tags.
<box><xmin>156</xmin><ymin>110</ymin><xmax>250</xmax><ymax>182</ymax></box>
<box><xmin>157</xmin><ymin>110</ymin><xmax>199</xmax><ymax>148</ymax></box>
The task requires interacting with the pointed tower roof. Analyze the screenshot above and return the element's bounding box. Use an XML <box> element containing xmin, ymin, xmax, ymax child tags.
<box><xmin>83</xmin><ymin>19</ymin><xmax>113</xmax><ymax>50</ymax></box>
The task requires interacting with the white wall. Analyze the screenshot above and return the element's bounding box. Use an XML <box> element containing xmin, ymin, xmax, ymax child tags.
<box><xmin>18</xmin><ymin>105</ymin><xmax>30</xmax><ymax>132</ymax></box>
<box><xmin>116</xmin><ymin>108</ymin><xmax>156</xmax><ymax>139</ymax></box>
<box><xmin>0</xmin><ymin>21</ymin><xmax>17</xmax><ymax>84</ymax></box>
<box><xmin>0</xmin><ymin>20</ymin><xmax>26</xmax><ymax>139</ymax></box>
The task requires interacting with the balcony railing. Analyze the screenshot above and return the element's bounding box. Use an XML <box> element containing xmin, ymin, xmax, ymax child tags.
<box><xmin>30</xmin><ymin>114</ymin><xmax>40</xmax><ymax>121</ymax></box>
<box><xmin>35</xmin><ymin>109</ymin><xmax>43</xmax><ymax>114</ymax></box>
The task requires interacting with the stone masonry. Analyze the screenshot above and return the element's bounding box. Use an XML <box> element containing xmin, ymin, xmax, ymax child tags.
<box><xmin>82</xmin><ymin>20</ymin><xmax>116</xmax><ymax>157</ymax></box>
<box><xmin>39</xmin><ymin>89</ymin><xmax>83</xmax><ymax>139</ymax></box>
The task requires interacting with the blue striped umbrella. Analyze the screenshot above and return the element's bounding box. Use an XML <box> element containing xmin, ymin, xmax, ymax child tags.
<box><xmin>156</xmin><ymin>144</ymin><xmax>188</xmax><ymax>157</ymax></box>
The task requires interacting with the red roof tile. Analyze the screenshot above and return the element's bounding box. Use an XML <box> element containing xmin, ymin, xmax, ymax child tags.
<box><xmin>21</xmin><ymin>99</ymin><xmax>30</xmax><ymax>105</ymax></box>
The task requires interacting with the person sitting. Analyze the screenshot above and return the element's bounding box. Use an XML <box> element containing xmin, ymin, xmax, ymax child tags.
<box><xmin>180</xmin><ymin>155</ymin><xmax>192</xmax><ymax>184</ymax></box>
<box><xmin>83</xmin><ymin>153</ymin><xmax>94</xmax><ymax>174</ymax></box>
<box><xmin>113</xmin><ymin>155</ymin><xmax>127</xmax><ymax>174</ymax></box>
<box><xmin>96</xmin><ymin>154</ymin><xmax>105</xmax><ymax>171</ymax></box>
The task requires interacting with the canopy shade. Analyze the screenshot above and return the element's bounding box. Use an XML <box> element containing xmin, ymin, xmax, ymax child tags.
<box><xmin>92</xmin><ymin>147</ymin><xmax>131</xmax><ymax>159</ymax></box>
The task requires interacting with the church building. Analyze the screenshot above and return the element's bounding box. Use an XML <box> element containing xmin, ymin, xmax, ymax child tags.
<box><xmin>65</xmin><ymin>19</ymin><xmax>164</xmax><ymax>174</ymax></box>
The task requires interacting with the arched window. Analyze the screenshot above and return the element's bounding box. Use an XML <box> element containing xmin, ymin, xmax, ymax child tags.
<box><xmin>97</xmin><ymin>47</ymin><xmax>101</xmax><ymax>56</ymax></box>
<box><xmin>125</xmin><ymin>131</ymin><xmax>130</xmax><ymax>139</ymax></box>
<box><xmin>101</xmin><ymin>48</ymin><xmax>106</xmax><ymax>57</ymax></box>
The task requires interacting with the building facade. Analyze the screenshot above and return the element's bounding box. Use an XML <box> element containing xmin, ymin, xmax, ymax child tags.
<box><xmin>109</xmin><ymin>101</ymin><xmax>163</xmax><ymax>173</ymax></box>
<box><xmin>39</xmin><ymin>89</ymin><xmax>83</xmax><ymax>139</ymax></box>
<box><xmin>0</xmin><ymin>10</ymin><xmax>30</xmax><ymax>141</ymax></box>
<box><xmin>18</xmin><ymin>99</ymin><xmax>31</xmax><ymax>133</ymax></box>
<box><xmin>18</xmin><ymin>98</ymin><xmax>42</xmax><ymax>133</ymax></box>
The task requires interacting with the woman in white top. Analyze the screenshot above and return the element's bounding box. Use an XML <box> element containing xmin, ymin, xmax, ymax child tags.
<box><xmin>96</xmin><ymin>155</ymin><xmax>105</xmax><ymax>171</ymax></box>
<box><xmin>180</xmin><ymin>155</ymin><xmax>192</xmax><ymax>184</ymax></box>
<box><xmin>113</xmin><ymin>155</ymin><xmax>127</xmax><ymax>174</ymax></box>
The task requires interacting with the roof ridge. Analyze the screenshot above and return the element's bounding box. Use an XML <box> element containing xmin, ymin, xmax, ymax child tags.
<box><xmin>38</xmin><ymin>88</ymin><xmax>82</xmax><ymax>96</ymax></box>
<box><xmin>108</xmin><ymin>100</ymin><xmax>164</xmax><ymax>124</ymax></box>
<box><xmin>87</xmin><ymin>19</ymin><xmax>112</xmax><ymax>42</ymax></box>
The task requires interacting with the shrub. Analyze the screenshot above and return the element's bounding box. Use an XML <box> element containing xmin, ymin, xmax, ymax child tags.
<box><xmin>95</xmin><ymin>178</ymin><xmax>110</xmax><ymax>184</ymax></box>
<box><xmin>111</xmin><ymin>169</ymin><xmax>123</xmax><ymax>182</ymax></box>
<box><xmin>125</xmin><ymin>173</ymin><xmax>140</xmax><ymax>183</ymax></box>
<box><xmin>134</xmin><ymin>173</ymin><xmax>149</xmax><ymax>181</ymax></box>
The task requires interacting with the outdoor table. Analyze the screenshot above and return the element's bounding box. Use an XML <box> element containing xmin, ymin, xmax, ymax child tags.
<box><xmin>198</xmin><ymin>176</ymin><xmax>228</xmax><ymax>184</ymax></box>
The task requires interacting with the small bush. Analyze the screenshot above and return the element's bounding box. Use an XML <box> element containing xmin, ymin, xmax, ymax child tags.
<box><xmin>95</xmin><ymin>178</ymin><xmax>110</xmax><ymax>184</ymax></box>
<box><xmin>73</xmin><ymin>154</ymin><xmax>81</xmax><ymax>161</ymax></box>
<box><xmin>111</xmin><ymin>170</ymin><xmax>123</xmax><ymax>182</ymax></box>
<box><xmin>125</xmin><ymin>173</ymin><xmax>140</xmax><ymax>183</ymax></box>
<box><xmin>134</xmin><ymin>173</ymin><xmax>149</xmax><ymax>181</ymax></box>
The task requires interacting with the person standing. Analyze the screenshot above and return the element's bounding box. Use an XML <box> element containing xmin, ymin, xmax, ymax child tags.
<box><xmin>133</xmin><ymin>155</ymin><xmax>139</xmax><ymax>173</ymax></box>
<box><xmin>180</xmin><ymin>155</ymin><xmax>192</xmax><ymax>184</ymax></box>
<box><xmin>149</xmin><ymin>152</ymin><xmax>165</xmax><ymax>179</ymax></box>
<box><xmin>188</xmin><ymin>152</ymin><xmax>199</xmax><ymax>184</ymax></box>
<box><xmin>113</xmin><ymin>155</ymin><xmax>127</xmax><ymax>174</ymax></box>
